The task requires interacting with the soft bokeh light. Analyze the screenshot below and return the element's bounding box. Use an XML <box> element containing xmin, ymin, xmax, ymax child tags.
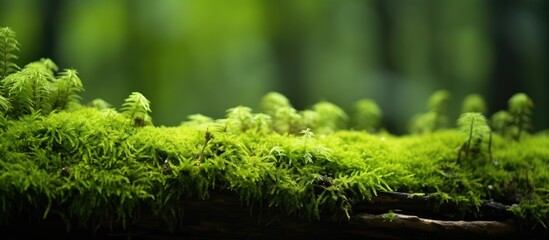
<box><xmin>0</xmin><ymin>0</ymin><xmax>546</xmax><ymax>134</ymax></box>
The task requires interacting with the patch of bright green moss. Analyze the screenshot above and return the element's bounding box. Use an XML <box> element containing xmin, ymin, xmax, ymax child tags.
<box><xmin>1</xmin><ymin>106</ymin><xmax>548</xmax><ymax>230</ymax></box>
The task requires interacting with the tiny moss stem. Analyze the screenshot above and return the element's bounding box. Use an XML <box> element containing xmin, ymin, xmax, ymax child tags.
<box><xmin>516</xmin><ymin>115</ymin><xmax>524</xmax><ymax>141</ymax></box>
<box><xmin>488</xmin><ymin>131</ymin><xmax>493</xmax><ymax>162</ymax></box>
<box><xmin>465</xmin><ymin>117</ymin><xmax>474</xmax><ymax>162</ymax></box>
<box><xmin>197</xmin><ymin>129</ymin><xmax>213</xmax><ymax>165</ymax></box>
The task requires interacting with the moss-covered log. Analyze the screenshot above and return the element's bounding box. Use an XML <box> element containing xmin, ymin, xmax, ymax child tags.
<box><xmin>1</xmin><ymin>26</ymin><xmax>549</xmax><ymax>239</ymax></box>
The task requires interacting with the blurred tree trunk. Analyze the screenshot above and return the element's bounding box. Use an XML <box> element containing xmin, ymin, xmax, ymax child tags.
<box><xmin>489</xmin><ymin>0</ymin><xmax>547</xmax><ymax>131</ymax></box>
<box><xmin>489</xmin><ymin>0</ymin><xmax>522</xmax><ymax>116</ymax></box>
<box><xmin>39</xmin><ymin>0</ymin><xmax>62</xmax><ymax>63</ymax></box>
<box><xmin>265</xmin><ymin>1</ymin><xmax>310</xmax><ymax>110</ymax></box>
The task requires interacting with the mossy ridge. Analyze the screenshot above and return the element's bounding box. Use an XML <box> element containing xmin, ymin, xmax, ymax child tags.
<box><xmin>1</xmin><ymin>26</ymin><xmax>548</xmax><ymax>231</ymax></box>
<box><xmin>1</xmin><ymin>106</ymin><xmax>549</xmax><ymax>230</ymax></box>
<box><xmin>0</xmin><ymin>108</ymin><xmax>158</xmax><ymax>229</ymax></box>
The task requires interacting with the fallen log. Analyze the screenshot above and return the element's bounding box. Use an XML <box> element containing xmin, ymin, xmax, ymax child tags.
<box><xmin>349</xmin><ymin>213</ymin><xmax>522</xmax><ymax>239</ymax></box>
<box><xmin>2</xmin><ymin>191</ymin><xmax>546</xmax><ymax>239</ymax></box>
<box><xmin>355</xmin><ymin>191</ymin><xmax>515</xmax><ymax>221</ymax></box>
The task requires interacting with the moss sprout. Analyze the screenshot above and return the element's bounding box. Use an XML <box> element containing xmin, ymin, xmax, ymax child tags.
<box><xmin>508</xmin><ymin>92</ymin><xmax>534</xmax><ymax>141</ymax></box>
<box><xmin>0</xmin><ymin>94</ymin><xmax>9</xmax><ymax>115</ymax></box>
<box><xmin>409</xmin><ymin>89</ymin><xmax>450</xmax><ymax>134</ymax></box>
<box><xmin>351</xmin><ymin>98</ymin><xmax>382</xmax><ymax>133</ymax></box>
<box><xmin>491</xmin><ymin>110</ymin><xmax>513</xmax><ymax>137</ymax></box>
<box><xmin>428</xmin><ymin>89</ymin><xmax>450</xmax><ymax>115</ymax></box>
<box><xmin>87</xmin><ymin>98</ymin><xmax>112</xmax><ymax>110</ymax></box>
<box><xmin>51</xmin><ymin>68</ymin><xmax>84</xmax><ymax>110</ymax></box>
<box><xmin>1</xmin><ymin>60</ymin><xmax>55</xmax><ymax>116</ymax></box>
<box><xmin>457</xmin><ymin>112</ymin><xmax>491</xmax><ymax>164</ymax></box>
<box><xmin>121</xmin><ymin>92</ymin><xmax>152</xmax><ymax>127</ymax></box>
<box><xmin>382</xmin><ymin>210</ymin><xmax>397</xmax><ymax>222</ymax></box>
<box><xmin>0</xmin><ymin>27</ymin><xmax>20</xmax><ymax>79</ymax></box>
<box><xmin>461</xmin><ymin>93</ymin><xmax>487</xmax><ymax>114</ymax></box>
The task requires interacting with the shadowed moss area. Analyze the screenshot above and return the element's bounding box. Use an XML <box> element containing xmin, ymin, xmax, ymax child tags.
<box><xmin>1</xmin><ymin>26</ymin><xmax>548</xmax><ymax>234</ymax></box>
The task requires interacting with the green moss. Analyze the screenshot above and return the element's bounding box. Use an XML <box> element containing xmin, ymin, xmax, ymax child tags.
<box><xmin>382</xmin><ymin>210</ymin><xmax>397</xmax><ymax>222</ymax></box>
<box><xmin>2</xmin><ymin>106</ymin><xmax>548</xmax><ymax>228</ymax></box>
<box><xmin>1</xmin><ymin>26</ymin><xmax>549</xmax><ymax>232</ymax></box>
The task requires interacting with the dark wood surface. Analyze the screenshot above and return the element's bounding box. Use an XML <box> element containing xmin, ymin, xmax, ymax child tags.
<box><xmin>2</xmin><ymin>191</ymin><xmax>547</xmax><ymax>239</ymax></box>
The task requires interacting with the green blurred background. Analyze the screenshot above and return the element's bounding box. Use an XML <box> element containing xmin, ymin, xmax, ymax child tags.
<box><xmin>1</xmin><ymin>0</ymin><xmax>547</xmax><ymax>134</ymax></box>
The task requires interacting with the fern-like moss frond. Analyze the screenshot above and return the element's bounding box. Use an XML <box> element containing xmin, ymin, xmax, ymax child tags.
<box><xmin>0</xmin><ymin>94</ymin><xmax>9</xmax><ymax>124</ymax></box>
<box><xmin>121</xmin><ymin>92</ymin><xmax>152</xmax><ymax>127</ymax></box>
<box><xmin>461</xmin><ymin>94</ymin><xmax>486</xmax><ymax>114</ymax></box>
<box><xmin>181</xmin><ymin>113</ymin><xmax>213</xmax><ymax>127</ymax></box>
<box><xmin>51</xmin><ymin>68</ymin><xmax>84</xmax><ymax>110</ymax></box>
<box><xmin>491</xmin><ymin>110</ymin><xmax>512</xmax><ymax>137</ymax></box>
<box><xmin>508</xmin><ymin>93</ymin><xmax>533</xmax><ymax>140</ymax></box>
<box><xmin>25</xmin><ymin>58</ymin><xmax>58</xmax><ymax>77</ymax></box>
<box><xmin>409</xmin><ymin>90</ymin><xmax>451</xmax><ymax>134</ymax></box>
<box><xmin>87</xmin><ymin>98</ymin><xmax>112</xmax><ymax>110</ymax></box>
<box><xmin>457</xmin><ymin>112</ymin><xmax>491</xmax><ymax>163</ymax></box>
<box><xmin>0</xmin><ymin>94</ymin><xmax>9</xmax><ymax>114</ymax></box>
<box><xmin>458</xmin><ymin>112</ymin><xmax>490</xmax><ymax>142</ymax></box>
<box><xmin>509</xmin><ymin>93</ymin><xmax>534</xmax><ymax>117</ymax></box>
<box><xmin>0</xmin><ymin>27</ymin><xmax>20</xmax><ymax>80</ymax></box>
<box><xmin>1</xmin><ymin>63</ymin><xmax>53</xmax><ymax>117</ymax></box>
<box><xmin>428</xmin><ymin>89</ymin><xmax>450</xmax><ymax>114</ymax></box>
